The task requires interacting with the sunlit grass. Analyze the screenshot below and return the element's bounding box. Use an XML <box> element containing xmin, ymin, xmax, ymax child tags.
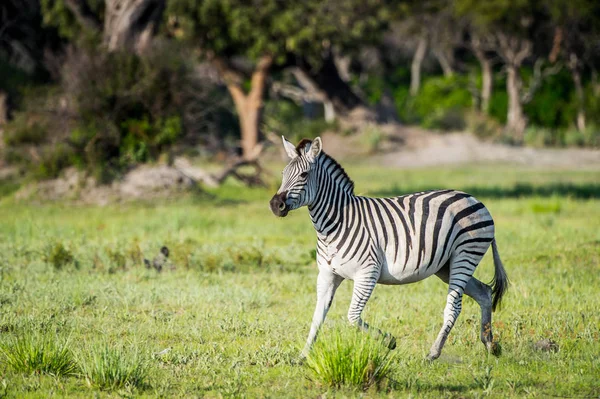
<box><xmin>79</xmin><ymin>343</ymin><xmax>148</xmax><ymax>390</ymax></box>
<box><xmin>0</xmin><ymin>330</ymin><xmax>77</xmax><ymax>377</ymax></box>
<box><xmin>305</xmin><ymin>327</ymin><xmax>396</xmax><ymax>390</ymax></box>
<box><xmin>0</xmin><ymin>164</ymin><xmax>598</xmax><ymax>397</ymax></box>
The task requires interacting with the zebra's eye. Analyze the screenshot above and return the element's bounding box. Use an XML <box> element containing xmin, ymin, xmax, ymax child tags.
<box><xmin>300</xmin><ymin>172</ymin><xmax>308</xmax><ymax>178</ymax></box>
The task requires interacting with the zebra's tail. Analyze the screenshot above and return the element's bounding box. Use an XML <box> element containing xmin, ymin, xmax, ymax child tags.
<box><xmin>490</xmin><ymin>238</ymin><xmax>509</xmax><ymax>312</ymax></box>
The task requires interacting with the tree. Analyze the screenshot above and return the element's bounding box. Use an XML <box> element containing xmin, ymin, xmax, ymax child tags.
<box><xmin>545</xmin><ymin>0</ymin><xmax>600</xmax><ymax>131</ymax></box>
<box><xmin>166</xmin><ymin>0</ymin><xmax>389</xmax><ymax>159</ymax></box>
<box><xmin>456</xmin><ymin>0</ymin><xmax>544</xmax><ymax>140</ymax></box>
<box><xmin>41</xmin><ymin>0</ymin><xmax>165</xmax><ymax>53</ymax></box>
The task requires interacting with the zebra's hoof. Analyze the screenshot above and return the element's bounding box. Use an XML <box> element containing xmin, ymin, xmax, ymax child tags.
<box><xmin>426</xmin><ymin>352</ymin><xmax>440</xmax><ymax>362</ymax></box>
<box><xmin>488</xmin><ymin>341</ymin><xmax>502</xmax><ymax>357</ymax></box>
<box><xmin>383</xmin><ymin>334</ymin><xmax>397</xmax><ymax>350</ymax></box>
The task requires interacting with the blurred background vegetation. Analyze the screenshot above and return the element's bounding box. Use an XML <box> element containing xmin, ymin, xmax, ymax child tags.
<box><xmin>1</xmin><ymin>0</ymin><xmax>599</xmax><ymax>183</ymax></box>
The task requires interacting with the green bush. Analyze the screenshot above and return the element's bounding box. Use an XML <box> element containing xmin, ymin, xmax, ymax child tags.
<box><xmin>3</xmin><ymin>116</ymin><xmax>47</xmax><ymax>146</ymax></box>
<box><xmin>524</xmin><ymin>69</ymin><xmax>573</xmax><ymax>129</ymax></box>
<box><xmin>564</xmin><ymin>125</ymin><xmax>600</xmax><ymax>148</ymax></box>
<box><xmin>523</xmin><ymin>126</ymin><xmax>555</xmax><ymax>147</ymax></box>
<box><xmin>394</xmin><ymin>75</ymin><xmax>472</xmax><ymax>130</ymax></box>
<box><xmin>360</xmin><ymin>124</ymin><xmax>385</xmax><ymax>154</ymax></box>
<box><xmin>465</xmin><ymin>110</ymin><xmax>503</xmax><ymax>139</ymax></box>
<box><xmin>44</xmin><ymin>242</ymin><xmax>75</xmax><ymax>270</ymax></box>
<box><xmin>305</xmin><ymin>327</ymin><xmax>395</xmax><ymax>390</ymax></box>
<box><xmin>0</xmin><ymin>330</ymin><xmax>77</xmax><ymax>376</ymax></box>
<box><xmin>2</xmin><ymin>42</ymin><xmax>222</xmax><ymax>182</ymax></box>
<box><xmin>35</xmin><ymin>143</ymin><xmax>75</xmax><ymax>179</ymax></box>
<box><xmin>79</xmin><ymin>343</ymin><xmax>148</xmax><ymax>390</ymax></box>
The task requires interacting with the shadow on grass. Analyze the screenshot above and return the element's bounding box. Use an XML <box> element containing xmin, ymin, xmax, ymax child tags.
<box><xmin>387</xmin><ymin>377</ymin><xmax>479</xmax><ymax>395</ymax></box>
<box><xmin>372</xmin><ymin>182</ymin><xmax>600</xmax><ymax>199</ymax></box>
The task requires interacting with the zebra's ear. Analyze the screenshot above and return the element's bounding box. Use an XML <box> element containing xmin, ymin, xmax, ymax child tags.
<box><xmin>282</xmin><ymin>136</ymin><xmax>298</xmax><ymax>159</ymax></box>
<box><xmin>307</xmin><ymin>137</ymin><xmax>322</xmax><ymax>161</ymax></box>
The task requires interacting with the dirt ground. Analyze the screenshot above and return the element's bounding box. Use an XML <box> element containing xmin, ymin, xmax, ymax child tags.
<box><xmin>322</xmin><ymin>125</ymin><xmax>600</xmax><ymax>170</ymax></box>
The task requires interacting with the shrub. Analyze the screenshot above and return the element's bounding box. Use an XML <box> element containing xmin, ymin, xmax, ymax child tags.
<box><xmin>79</xmin><ymin>343</ymin><xmax>148</xmax><ymax>390</ymax></box>
<box><xmin>305</xmin><ymin>327</ymin><xmax>395</xmax><ymax>390</ymax></box>
<box><xmin>523</xmin><ymin>126</ymin><xmax>555</xmax><ymax>147</ymax></box>
<box><xmin>360</xmin><ymin>124</ymin><xmax>385</xmax><ymax>154</ymax></box>
<box><xmin>0</xmin><ymin>330</ymin><xmax>77</xmax><ymax>376</ymax></box>
<box><xmin>465</xmin><ymin>110</ymin><xmax>503</xmax><ymax>140</ymax></box>
<box><xmin>422</xmin><ymin>107</ymin><xmax>466</xmax><ymax>131</ymax></box>
<box><xmin>394</xmin><ymin>75</ymin><xmax>472</xmax><ymax>130</ymax></box>
<box><xmin>3</xmin><ymin>42</ymin><xmax>228</xmax><ymax>182</ymax></box>
<box><xmin>44</xmin><ymin>242</ymin><xmax>75</xmax><ymax>270</ymax></box>
<box><xmin>564</xmin><ymin>125</ymin><xmax>600</xmax><ymax>148</ymax></box>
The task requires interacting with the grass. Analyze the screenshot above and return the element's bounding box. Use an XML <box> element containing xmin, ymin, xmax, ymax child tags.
<box><xmin>305</xmin><ymin>326</ymin><xmax>395</xmax><ymax>390</ymax></box>
<box><xmin>79</xmin><ymin>343</ymin><xmax>148</xmax><ymax>390</ymax></box>
<box><xmin>0</xmin><ymin>329</ymin><xmax>77</xmax><ymax>376</ymax></box>
<box><xmin>0</xmin><ymin>163</ymin><xmax>598</xmax><ymax>397</ymax></box>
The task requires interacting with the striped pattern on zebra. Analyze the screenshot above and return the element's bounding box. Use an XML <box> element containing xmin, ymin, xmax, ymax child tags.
<box><xmin>270</xmin><ymin>136</ymin><xmax>509</xmax><ymax>361</ymax></box>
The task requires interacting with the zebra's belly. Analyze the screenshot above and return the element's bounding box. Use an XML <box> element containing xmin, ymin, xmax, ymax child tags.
<box><xmin>377</xmin><ymin>256</ymin><xmax>445</xmax><ymax>285</ymax></box>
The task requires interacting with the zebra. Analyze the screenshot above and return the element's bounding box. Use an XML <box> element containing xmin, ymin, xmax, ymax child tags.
<box><xmin>269</xmin><ymin>136</ymin><xmax>509</xmax><ymax>361</ymax></box>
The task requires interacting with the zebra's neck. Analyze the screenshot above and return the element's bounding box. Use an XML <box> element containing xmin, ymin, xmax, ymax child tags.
<box><xmin>308</xmin><ymin>154</ymin><xmax>356</xmax><ymax>237</ymax></box>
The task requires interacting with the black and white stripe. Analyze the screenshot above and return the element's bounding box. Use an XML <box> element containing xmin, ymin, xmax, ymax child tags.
<box><xmin>270</xmin><ymin>137</ymin><xmax>509</xmax><ymax>361</ymax></box>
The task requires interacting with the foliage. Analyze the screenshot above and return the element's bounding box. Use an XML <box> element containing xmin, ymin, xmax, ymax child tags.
<box><xmin>263</xmin><ymin>100</ymin><xmax>337</xmax><ymax>144</ymax></box>
<box><xmin>305</xmin><ymin>327</ymin><xmax>395</xmax><ymax>390</ymax></box>
<box><xmin>167</xmin><ymin>0</ymin><xmax>389</xmax><ymax>65</ymax></box>
<box><xmin>39</xmin><ymin>0</ymin><xmax>104</xmax><ymax>40</ymax></box>
<box><xmin>2</xmin><ymin>43</ymin><xmax>230</xmax><ymax>182</ymax></box>
<box><xmin>523</xmin><ymin>69</ymin><xmax>573</xmax><ymax>129</ymax></box>
<box><xmin>395</xmin><ymin>75</ymin><xmax>472</xmax><ymax>131</ymax></box>
<box><xmin>0</xmin><ymin>330</ymin><xmax>77</xmax><ymax>376</ymax></box>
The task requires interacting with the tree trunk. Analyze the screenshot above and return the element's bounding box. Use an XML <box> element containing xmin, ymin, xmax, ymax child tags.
<box><xmin>471</xmin><ymin>37</ymin><xmax>493</xmax><ymax>114</ymax></box>
<box><xmin>0</xmin><ymin>91</ymin><xmax>7</xmax><ymax>126</ymax></box>
<box><xmin>298</xmin><ymin>54</ymin><xmax>363</xmax><ymax>115</ymax></box>
<box><xmin>0</xmin><ymin>91</ymin><xmax>6</xmax><ymax>149</ymax></box>
<box><xmin>410</xmin><ymin>34</ymin><xmax>428</xmax><ymax>96</ymax></box>
<box><xmin>433</xmin><ymin>48</ymin><xmax>454</xmax><ymax>77</ymax></box>
<box><xmin>103</xmin><ymin>0</ymin><xmax>165</xmax><ymax>53</ymax></box>
<box><xmin>323</xmin><ymin>101</ymin><xmax>335</xmax><ymax>123</ymax></box>
<box><xmin>214</xmin><ymin>55</ymin><xmax>272</xmax><ymax>160</ymax></box>
<box><xmin>480</xmin><ymin>59</ymin><xmax>492</xmax><ymax>114</ymax></box>
<box><xmin>569</xmin><ymin>53</ymin><xmax>586</xmax><ymax>131</ymax></box>
<box><xmin>506</xmin><ymin>65</ymin><xmax>526</xmax><ymax>140</ymax></box>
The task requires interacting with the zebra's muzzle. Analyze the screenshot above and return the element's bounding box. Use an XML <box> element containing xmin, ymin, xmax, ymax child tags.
<box><xmin>270</xmin><ymin>191</ymin><xmax>289</xmax><ymax>217</ymax></box>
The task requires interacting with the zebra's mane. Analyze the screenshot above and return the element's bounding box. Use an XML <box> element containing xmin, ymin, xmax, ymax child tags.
<box><xmin>295</xmin><ymin>138</ymin><xmax>355</xmax><ymax>194</ymax></box>
<box><xmin>320</xmin><ymin>153</ymin><xmax>355</xmax><ymax>195</ymax></box>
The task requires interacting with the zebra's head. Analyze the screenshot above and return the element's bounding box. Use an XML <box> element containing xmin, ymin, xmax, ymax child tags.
<box><xmin>270</xmin><ymin>136</ymin><xmax>323</xmax><ymax>217</ymax></box>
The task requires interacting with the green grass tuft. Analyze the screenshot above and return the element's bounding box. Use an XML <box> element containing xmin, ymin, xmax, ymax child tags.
<box><xmin>305</xmin><ymin>327</ymin><xmax>395</xmax><ymax>390</ymax></box>
<box><xmin>0</xmin><ymin>330</ymin><xmax>77</xmax><ymax>376</ymax></box>
<box><xmin>79</xmin><ymin>343</ymin><xmax>148</xmax><ymax>390</ymax></box>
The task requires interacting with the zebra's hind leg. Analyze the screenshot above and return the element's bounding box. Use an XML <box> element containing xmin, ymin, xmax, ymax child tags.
<box><xmin>464</xmin><ymin>277</ymin><xmax>500</xmax><ymax>356</ymax></box>
<box><xmin>428</xmin><ymin>258</ymin><xmax>477</xmax><ymax>360</ymax></box>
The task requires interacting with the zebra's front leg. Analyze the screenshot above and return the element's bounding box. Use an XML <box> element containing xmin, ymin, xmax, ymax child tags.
<box><xmin>300</xmin><ymin>270</ymin><xmax>344</xmax><ymax>359</ymax></box>
<box><xmin>347</xmin><ymin>272</ymin><xmax>397</xmax><ymax>350</ymax></box>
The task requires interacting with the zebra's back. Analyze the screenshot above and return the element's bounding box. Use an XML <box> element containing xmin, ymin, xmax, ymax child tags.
<box><xmin>362</xmin><ymin>189</ymin><xmax>495</xmax><ymax>284</ymax></box>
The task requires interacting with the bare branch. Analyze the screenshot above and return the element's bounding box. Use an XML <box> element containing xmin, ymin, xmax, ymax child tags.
<box><xmin>64</xmin><ymin>0</ymin><xmax>102</xmax><ymax>32</ymax></box>
<box><xmin>521</xmin><ymin>59</ymin><xmax>563</xmax><ymax>104</ymax></box>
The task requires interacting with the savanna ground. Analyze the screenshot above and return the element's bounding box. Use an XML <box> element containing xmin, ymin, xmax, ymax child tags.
<box><xmin>0</xmin><ymin>162</ymin><xmax>599</xmax><ymax>398</ymax></box>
